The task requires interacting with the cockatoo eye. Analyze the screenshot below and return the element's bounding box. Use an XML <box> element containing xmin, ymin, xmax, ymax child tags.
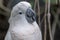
<box><xmin>19</xmin><ymin>12</ymin><xmax>22</xmax><ymax>14</ymax></box>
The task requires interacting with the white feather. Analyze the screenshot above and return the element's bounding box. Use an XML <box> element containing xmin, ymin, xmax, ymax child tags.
<box><xmin>5</xmin><ymin>1</ymin><xmax>42</xmax><ymax>40</ymax></box>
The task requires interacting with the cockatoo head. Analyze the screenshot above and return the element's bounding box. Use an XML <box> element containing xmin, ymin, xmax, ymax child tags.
<box><xmin>9</xmin><ymin>1</ymin><xmax>36</xmax><ymax>23</ymax></box>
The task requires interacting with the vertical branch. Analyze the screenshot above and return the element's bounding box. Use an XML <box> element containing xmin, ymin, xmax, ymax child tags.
<box><xmin>58</xmin><ymin>0</ymin><xmax>59</xmax><ymax>4</ymax></box>
<box><xmin>59</xmin><ymin>0</ymin><xmax>60</xmax><ymax>4</ymax></box>
<box><xmin>48</xmin><ymin>0</ymin><xmax>53</xmax><ymax>40</ymax></box>
<box><xmin>0</xmin><ymin>0</ymin><xmax>11</xmax><ymax>17</ymax></box>
<box><xmin>52</xmin><ymin>14</ymin><xmax>58</xmax><ymax>40</ymax></box>
<box><xmin>7</xmin><ymin>0</ymin><xmax>13</xmax><ymax>9</ymax></box>
<box><xmin>44</xmin><ymin>0</ymin><xmax>47</xmax><ymax>40</ymax></box>
<box><xmin>37</xmin><ymin>0</ymin><xmax>40</xmax><ymax>26</ymax></box>
<box><xmin>34</xmin><ymin>0</ymin><xmax>40</xmax><ymax>26</ymax></box>
<box><xmin>56</xmin><ymin>0</ymin><xmax>58</xmax><ymax>4</ymax></box>
<box><xmin>0</xmin><ymin>0</ymin><xmax>10</xmax><ymax>13</ymax></box>
<box><xmin>34</xmin><ymin>0</ymin><xmax>37</xmax><ymax>11</ymax></box>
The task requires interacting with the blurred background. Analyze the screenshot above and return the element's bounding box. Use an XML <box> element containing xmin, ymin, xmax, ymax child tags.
<box><xmin>0</xmin><ymin>0</ymin><xmax>60</xmax><ymax>40</ymax></box>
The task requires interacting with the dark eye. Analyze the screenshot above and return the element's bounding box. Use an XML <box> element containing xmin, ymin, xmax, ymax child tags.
<box><xmin>19</xmin><ymin>12</ymin><xmax>22</xmax><ymax>14</ymax></box>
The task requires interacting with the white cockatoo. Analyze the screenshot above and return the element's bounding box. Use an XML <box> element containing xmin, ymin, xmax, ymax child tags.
<box><xmin>5</xmin><ymin>1</ymin><xmax>42</xmax><ymax>40</ymax></box>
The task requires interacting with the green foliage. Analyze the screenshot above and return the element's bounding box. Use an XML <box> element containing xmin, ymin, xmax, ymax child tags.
<box><xmin>29</xmin><ymin>0</ymin><xmax>34</xmax><ymax>8</ymax></box>
<box><xmin>43</xmin><ymin>0</ymin><xmax>57</xmax><ymax>4</ymax></box>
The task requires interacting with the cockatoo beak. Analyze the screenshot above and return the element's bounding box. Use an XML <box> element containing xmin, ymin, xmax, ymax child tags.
<box><xmin>26</xmin><ymin>8</ymin><xmax>36</xmax><ymax>23</ymax></box>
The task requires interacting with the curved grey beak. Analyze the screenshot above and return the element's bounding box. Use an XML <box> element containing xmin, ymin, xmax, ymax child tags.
<box><xmin>26</xmin><ymin>8</ymin><xmax>36</xmax><ymax>23</ymax></box>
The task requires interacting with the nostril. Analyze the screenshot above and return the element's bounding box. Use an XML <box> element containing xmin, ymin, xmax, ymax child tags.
<box><xmin>26</xmin><ymin>14</ymin><xmax>30</xmax><ymax>17</ymax></box>
<box><xmin>19</xmin><ymin>12</ymin><xmax>22</xmax><ymax>14</ymax></box>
